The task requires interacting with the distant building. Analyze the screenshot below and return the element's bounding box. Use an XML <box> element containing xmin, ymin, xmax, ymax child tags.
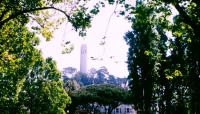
<box><xmin>98</xmin><ymin>104</ymin><xmax>136</xmax><ymax>114</ymax></box>
<box><xmin>80</xmin><ymin>44</ymin><xmax>87</xmax><ymax>73</ymax></box>
<box><xmin>112</xmin><ymin>104</ymin><xmax>136</xmax><ymax>114</ymax></box>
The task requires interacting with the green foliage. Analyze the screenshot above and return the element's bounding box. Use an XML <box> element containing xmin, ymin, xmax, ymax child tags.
<box><xmin>0</xmin><ymin>4</ymin><xmax>71</xmax><ymax>113</ymax></box>
<box><xmin>70</xmin><ymin>9</ymin><xmax>91</xmax><ymax>31</ymax></box>
<box><xmin>124</xmin><ymin>0</ymin><xmax>200</xmax><ymax>113</ymax></box>
<box><xmin>19</xmin><ymin>57</ymin><xmax>71</xmax><ymax>114</ymax></box>
<box><xmin>0</xmin><ymin>19</ymin><xmax>39</xmax><ymax>113</ymax></box>
<box><xmin>0</xmin><ymin>0</ymin><xmax>100</xmax><ymax>40</ymax></box>
<box><xmin>108</xmin><ymin>0</ymin><xmax>115</xmax><ymax>5</ymax></box>
<box><xmin>63</xmin><ymin>79</ymin><xmax>80</xmax><ymax>93</ymax></box>
<box><xmin>69</xmin><ymin>84</ymin><xmax>130</xmax><ymax>114</ymax></box>
<box><xmin>62</xmin><ymin>67</ymin><xmax>128</xmax><ymax>87</ymax></box>
<box><xmin>1</xmin><ymin>0</ymin><xmax>200</xmax><ymax>113</ymax></box>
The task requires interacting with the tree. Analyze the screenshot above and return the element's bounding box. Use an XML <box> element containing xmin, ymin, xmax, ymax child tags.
<box><xmin>64</xmin><ymin>66</ymin><xmax>128</xmax><ymax>87</ymax></box>
<box><xmin>2</xmin><ymin>0</ymin><xmax>200</xmax><ymax>113</ymax></box>
<box><xmin>0</xmin><ymin>12</ymin><xmax>70</xmax><ymax>114</ymax></box>
<box><xmin>124</xmin><ymin>1</ymin><xmax>162</xmax><ymax>113</ymax></box>
<box><xmin>107</xmin><ymin>75</ymin><xmax>117</xmax><ymax>85</ymax></box>
<box><xmin>0</xmin><ymin>18</ymin><xmax>40</xmax><ymax>113</ymax></box>
<box><xmin>123</xmin><ymin>0</ymin><xmax>200</xmax><ymax>113</ymax></box>
<box><xmin>0</xmin><ymin>0</ymin><xmax>118</xmax><ymax>40</ymax></box>
<box><xmin>19</xmin><ymin>57</ymin><xmax>71</xmax><ymax>114</ymax></box>
<box><xmin>73</xmin><ymin>72</ymin><xmax>93</xmax><ymax>86</ymax></box>
<box><xmin>63</xmin><ymin>79</ymin><xmax>81</xmax><ymax>93</ymax></box>
<box><xmin>69</xmin><ymin>84</ymin><xmax>130</xmax><ymax>114</ymax></box>
<box><xmin>95</xmin><ymin>68</ymin><xmax>107</xmax><ymax>84</ymax></box>
<box><xmin>152</xmin><ymin>0</ymin><xmax>200</xmax><ymax>113</ymax></box>
<box><xmin>0</xmin><ymin>0</ymin><xmax>108</xmax><ymax>113</ymax></box>
<box><xmin>0</xmin><ymin>0</ymin><xmax>94</xmax><ymax>35</ymax></box>
<box><xmin>0</xmin><ymin>0</ymin><xmax>128</xmax><ymax>113</ymax></box>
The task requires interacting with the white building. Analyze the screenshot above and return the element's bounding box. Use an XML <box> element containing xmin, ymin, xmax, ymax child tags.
<box><xmin>98</xmin><ymin>104</ymin><xmax>136</xmax><ymax>114</ymax></box>
<box><xmin>112</xmin><ymin>104</ymin><xmax>136</xmax><ymax>114</ymax></box>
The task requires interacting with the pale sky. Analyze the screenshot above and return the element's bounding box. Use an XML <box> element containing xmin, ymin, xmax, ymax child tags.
<box><xmin>37</xmin><ymin>5</ymin><xmax>131</xmax><ymax>78</ymax></box>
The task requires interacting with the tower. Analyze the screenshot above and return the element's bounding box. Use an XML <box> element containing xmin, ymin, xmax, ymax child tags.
<box><xmin>80</xmin><ymin>44</ymin><xmax>87</xmax><ymax>73</ymax></box>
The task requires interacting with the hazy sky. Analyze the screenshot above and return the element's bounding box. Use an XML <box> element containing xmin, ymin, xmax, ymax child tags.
<box><xmin>37</xmin><ymin>4</ymin><xmax>131</xmax><ymax>78</ymax></box>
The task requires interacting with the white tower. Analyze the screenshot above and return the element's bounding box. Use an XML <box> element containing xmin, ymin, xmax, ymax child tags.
<box><xmin>80</xmin><ymin>44</ymin><xmax>87</xmax><ymax>73</ymax></box>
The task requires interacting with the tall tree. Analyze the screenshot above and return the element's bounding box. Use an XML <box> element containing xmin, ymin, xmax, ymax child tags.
<box><xmin>155</xmin><ymin>0</ymin><xmax>200</xmax><ymax>113</ymax></box>
<box><xmin>124</xmin><ymin>1</ymin><xmax>162</xmax><ymax>113</ymax></box>
<box><xmin>124</xmin><ymin>0</ymin><xmax>200</xmax><ymax>113</ymax></box>
<box><xmin>19</xmin><ymin>57</ymin><xmax>71</xmax><ymax>114</ymax></box>
<box><xmin>0</xmin><ymin>8</ymin><xmax>71</xmax><ymax>113</ymax></box>
<box><xmin>0</xmin><ymin>18</ymin><xmax>40</xmax><ymax>113</ymax></box>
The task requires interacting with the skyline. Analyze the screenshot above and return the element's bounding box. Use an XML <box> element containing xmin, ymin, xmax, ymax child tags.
<box><xmin>37</xmin><ymin>5</ymin><xmax>131</xmax><ymax>78</ymax></box>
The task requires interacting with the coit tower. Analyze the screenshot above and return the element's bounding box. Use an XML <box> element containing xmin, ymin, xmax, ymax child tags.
<box><xmin>80</xmin><ymin>44</ymin><xmax>87</xmax><ymax>73</ymax></box>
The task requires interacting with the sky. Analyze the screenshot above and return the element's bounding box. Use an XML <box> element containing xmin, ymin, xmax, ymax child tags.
<box><xmin>37</xmin><ymin>4</ymin><xmax>131</xmax><ymax>78</ymax></box>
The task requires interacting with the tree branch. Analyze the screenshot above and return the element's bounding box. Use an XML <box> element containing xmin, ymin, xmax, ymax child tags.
<box><xmin>28</xmin><ymin>15</ymin><xmax>45</xmax><ymax>28</ymax></box>
<box><xmin>192</xmin><ymin>0</ymin><xmax>200</xmax><ymax>8</ymax></box>
<box><xmin>0</xmin><ymin>6</ymin><xmax>71</xmax><ymax>29</ymax></box>
<box><xmin>172</xmin><ymin>2</ymin><xmax>200</xmax><ymax>38</ymax></box>
<box><xmin>0</xmin><ymin>10</ymin><xmax>8</xmax><ymax>21</ymax></box>
<box><xmin>173</xmin><ymin>2</ymin><xmax>197</xmax><ymax>29</ymax></box>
